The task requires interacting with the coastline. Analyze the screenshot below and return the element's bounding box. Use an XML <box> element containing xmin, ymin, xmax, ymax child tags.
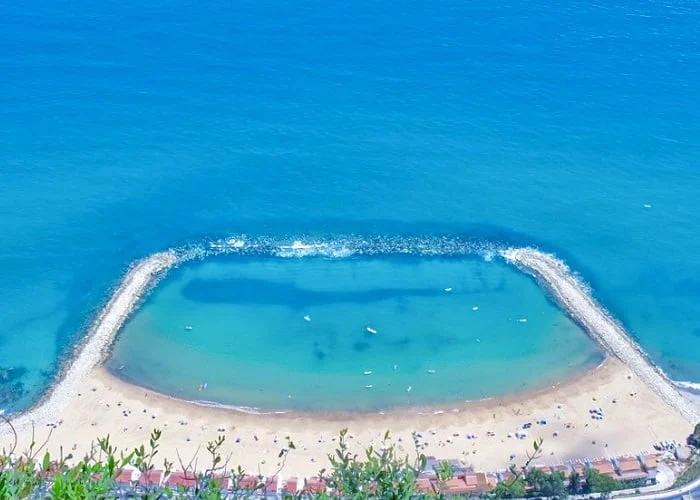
<box><xmin>3</xmin><ymin>251</ymin><xmax>177</xmax><ymax>433</ymax></box>
<box><xmin>2</xmin><ymin>357</ymin><xmax>689</xmax><ymax>478</ymax></box>
<box><xmin>103</xmin><ymin>353</ymin><xmax>609</xmax><ymax>419</ymax></box>
<box><xmin>1</xmin><ymin>244</ymin><xmax>696</xmax><ymax>477</ymax></box>
<box><xmin>502</xmin><ymin>248</ymin><xmax>699</xmax><ymax>423</ymax></box>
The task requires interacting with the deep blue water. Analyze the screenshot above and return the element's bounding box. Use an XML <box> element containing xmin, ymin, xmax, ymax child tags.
<box><xmin>1</xmin><ymin>0</ymin><xmax>700</xmax><ymax>411</ymax></box>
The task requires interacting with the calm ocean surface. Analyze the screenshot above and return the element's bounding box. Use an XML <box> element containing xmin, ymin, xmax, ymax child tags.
<box><xmin>1</xmin><ymin>0</ymin><xmax>699</xmax><ymax>411</ymax></box>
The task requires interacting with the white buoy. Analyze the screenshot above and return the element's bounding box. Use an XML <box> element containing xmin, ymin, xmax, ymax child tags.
<box><xmin>406</xmin><ymin>386</ymin><xmax>412</xmax><ymax>392</ymax></box>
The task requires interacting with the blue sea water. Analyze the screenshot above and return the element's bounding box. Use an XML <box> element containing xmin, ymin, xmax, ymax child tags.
<box><xmin>107</xmin><ymin>255</ymin><xmax>602</xmax><ymax>411</ymax></box>
<box><xmin>1</xmin><ymin>0</ymin><xmax>700</xmax><ymax>411</ymax></box>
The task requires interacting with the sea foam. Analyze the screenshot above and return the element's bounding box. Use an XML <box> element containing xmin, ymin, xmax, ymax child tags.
<box><xmin>4</xmin><ymin>235</ymin><xmax>698</xmax><ymax>433</ymax></box>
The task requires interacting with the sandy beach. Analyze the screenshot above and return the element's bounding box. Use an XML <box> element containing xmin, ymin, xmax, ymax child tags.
<box><xmin>1</xmin><ymin>358</ymin><xmax>690</xmax><ymax>479</ymax></box>
<box><xmin>1</xmin><ymin>247</ymin><xmax>695</xmax><ymax>480</ymax></box>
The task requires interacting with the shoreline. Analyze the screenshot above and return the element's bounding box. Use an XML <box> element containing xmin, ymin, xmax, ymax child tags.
<box><xmin>502</xmin><ymin>248</ymin><xmax>699</xmax><ymax>423</ymax></box>
<box><xmin>2</xmin><ymin>244</ymin><xmax>697</xmax><ymax>476</ymax></box>
<box><xmin>5</xmin><ymin>251</ymin><xmax>178</xmax><ymax>433</ymax></box>
<box><xmin>2</xmin><ymin>356</ymin><xmax>688</xmax><ymax>478</ymax></box>
<box><xmin>103</xmin><ymin>354</ymin><xmax>610</xmax><ymax>419</ymax></box>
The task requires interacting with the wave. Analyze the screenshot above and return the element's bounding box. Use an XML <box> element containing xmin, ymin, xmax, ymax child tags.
<box><xmin>4</xmin><ymin>233</ymin><xmax>698</xmax><ymax>430</ymax></box>
<box><xmin>180</xmin><ymin>234</ymin><xmax>506</xmax><ymax>261</ymax></box>
<box><xmin>188</xmin><ymin>399</ymin><xmax>289</xmax><ymax>416</ymax></box>
<box><xmin>675</xmin><ymin>381</ymin><xmax>700</xmax><ymax>394</ymax></box>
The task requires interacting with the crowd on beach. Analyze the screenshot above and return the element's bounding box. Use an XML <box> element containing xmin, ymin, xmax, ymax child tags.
<box><xmin>1</xmin><ymin>247</ymin><xmax>697</xmax><ymax>490</ymax></box>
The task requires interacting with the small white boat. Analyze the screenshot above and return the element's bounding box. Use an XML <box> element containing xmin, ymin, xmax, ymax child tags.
<box><xmin>366</xmin><ymin>327</ymin><xmax>378</xmax><ymax>334</ymax></box>
<box><xmin>472</xmin><ymin>306</ymin><xmax>479</xmax><ymax>311</ymax></box>
<box><xmin>406</xmin><ymin>386</ymin><xmax>412</xmax><ymax>392</ymax></box>
<box><xmin>517</xmin><ymin>318</ymin><xmax>528</xmax><ymax>323</ymax></box>
<box><xmin>303</xmin><ymin>315</ymin><xmax>311</xmax><ymax>322</ymax></box>
<box><xmin>427</xmin><ymin>369</ymin><xmax>436</xmax><ymax>374</ymax></box>
<box><xmin>444</xmin><ymin>287</ymin><xmax>453</xmax><ymax>292</ymax></box>
<box><xmin>392</xmin><ymin>364</ymin><xmax>398</xmax><ymax>371</ymax></box>
<box><xmin>365</xmin><ymin>384</ymin><xmax>373</xmax><ymax>389</ymax></box>
<box><xmin>643</xmin><ymin>203</ymin><xmax>652</xmax><ymax>208</ymax></box>
<box><xmin>363</xmin><ymin>370</ymin><xmax>372</xmax><ymax>375</ymax></box>
<box><xmin>184</xmin><ymin>325</ymin><xmax>193</xmax><ymax>331</ymax></box>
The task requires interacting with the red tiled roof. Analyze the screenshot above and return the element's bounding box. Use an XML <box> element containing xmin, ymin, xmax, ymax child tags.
<box><xmin>137</xmin><ymin>470</ymin><xmax>162</xmax><ymax>486</ymax></box>
<box><xmin>238</xmin><ymin>475</ymin><xmax>260</xmax><ymax>490</ymax></box>
<box><xmin>572</xmin><ymin>462</ymin><xmax>587</xmax><ymax>475</ymax></box>
<box><xmin>498</xmin><ymin>470</ymin><xmax>515</xmax><ymax>482</ymax></box>
<box><xmin>464</xmin><ymin>472</ymin><xmax>494</xmax><ymax>493</ymax></box>
<box><xmin>416</xmin><ymin>478</ymin><xmax>435</xmax><ymax>493</ymax></box>
<box><xmin>304</xmin><ymin>477</ymin><xmax>326</xmax><ymax>493</ymax></box>
<box><xmin>114</xmin><ymin>469</ymin><xmax>136</xmax><ymax>484</ymax></box>
<box><xmin>485</xmin><ymin>473</ymin><xmax>498</xmax><ymax>488</ymax></box>
<box><xmin>442</xmin><ymin>477</ymin><xmax>470</xmax><ymax>494</ymax></box>
<box><xmin>82</xmin><ymin>451</ymin><xmax>660</xmax><ymax>495</ymax></box>
<box><xmin>265</xmin><ymin>477</ymin><xmax>279</xmax><ymax>493</ymax></box>
<box><xmin>284</xmin><ymin>478</ymin><xmax>298</xmax><ymax>494</ymax></box>
<box><xmin>644</xmin><ymin>455</ymin><xmax>658</xmax><ymax>469</ymax></box>
<box><xmin>589</xmin><ymin>460</ymin><xmax>615</xmax><ymax>476</ymax></box>
<box><xmin>552</xmin><ymin>465</ymin><xmax>571</xmax><ymax>475</ymax></box>
<box><xmin>617</xmin><ymin>457</ymin><xmax>642</xmax><ymax>473</ymax></box>
<box><xmin>165</xmin><ymin>471</ymin><xmax>198</xmax><ymax>488</ymax></box>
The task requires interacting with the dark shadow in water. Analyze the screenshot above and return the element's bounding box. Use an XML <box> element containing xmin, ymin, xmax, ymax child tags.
<box><xmin>352</xmin><ymin>341</ymin><xmax>371</xmax><ymax>352</ymax></box>
<box><xmin>181</xmin><ymin>277</ymin><xmax>450</xmax><ymax>308</ymax></box>
<box><xmin>0</xmin><ymin>366</ymin><xmax>28</xmax><ymax>408</ymax></box>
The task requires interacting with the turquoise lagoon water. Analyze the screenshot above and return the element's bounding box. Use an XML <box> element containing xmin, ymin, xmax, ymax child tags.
<box><xmin>1</xmin><ymin>0</ymin><xmax>700</xmax><ymax>412</ymax></box>
<box><xmin>108</xmin><ymin>256</ymin><xmax>601</xmax><ymax>411</ymax></box>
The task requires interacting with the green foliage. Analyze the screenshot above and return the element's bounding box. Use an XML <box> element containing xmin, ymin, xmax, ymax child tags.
<box><xmin>0</xmin><ymin>420</ymin><xmax>550</xmax><ymax>499</ymax></box>
<box><xmin>491</xmin><ymin>438</ymin><xmax>543</xmax><ymax>499</ymax></box>
<box><xmin>567</xmin><ymin>470</ymin><xmax>582</xmax><ymax>495</ymax></box>
<box><xmin>524</xmin><ymin>468</ymin><xmax>566</xmax><ymax>498</ymax></box>
<box><xmin>584</xmin><ymin>468</ymin><xmax>624</xmax><ymax>495</ymax></box>
<box><xmin>491</xmin><ymin>477</ymin><xmax>525</xmax><ymax>498</ymax></box>
<box><xmin>673</xmin><ymin>453</ymin><xmax>700</xmax><ymax>488</ymax></box>
<box><xmin>320</xmin><ymin>429</ymin><xmax>428</xmax><ymax>499</ymax></box>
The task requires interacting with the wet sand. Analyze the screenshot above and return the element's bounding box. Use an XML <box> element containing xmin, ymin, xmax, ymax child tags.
<box><xmin>1</xmin><ymin>358</ymin><xmax>690</xmax><ymax>478</ymax></box>
<box><xmin>1</xmin><ymin>247</ymin><xmax>695</xmax><ymax>478</ymax></box>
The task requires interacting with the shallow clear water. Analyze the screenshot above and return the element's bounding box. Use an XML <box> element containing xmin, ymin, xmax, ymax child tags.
<box><xmin>1</xmin><ymin>0</ymin><xmax>700</xmax><ymax>412</ymax></box>
<box><xmin>108</xmin><ymin>256</ymin><xmax>601</xmax><ymax>411</ymax></box>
